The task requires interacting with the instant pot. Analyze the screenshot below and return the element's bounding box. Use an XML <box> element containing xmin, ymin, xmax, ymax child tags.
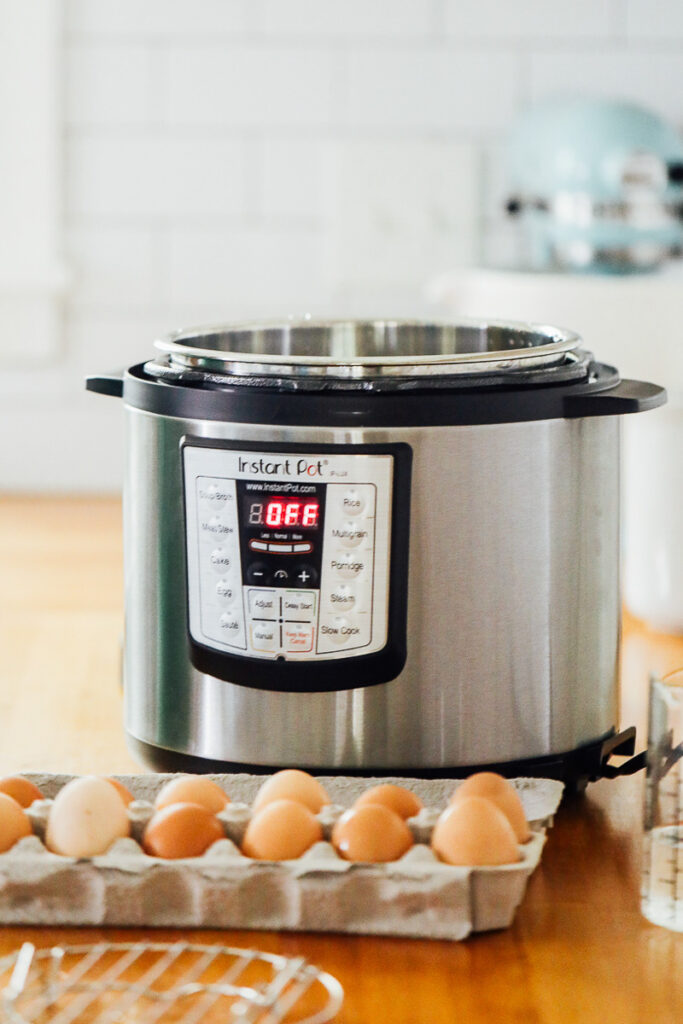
<box><xmin>87</xmin><ymin>319</ymin><xmax>665</xmax><ymax>785</ymax></box>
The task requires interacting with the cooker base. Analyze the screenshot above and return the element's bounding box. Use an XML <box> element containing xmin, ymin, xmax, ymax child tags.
<box><xmin>127</xmin><ymin>727</ymin><xmax>638</xmax><ymax>794</ymax></box>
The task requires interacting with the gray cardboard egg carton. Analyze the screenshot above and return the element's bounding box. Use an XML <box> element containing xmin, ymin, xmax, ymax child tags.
<box><xmin>0</xmin><ymin>774</ymin><xmax>563</xmax><ymax>940</ymax></box>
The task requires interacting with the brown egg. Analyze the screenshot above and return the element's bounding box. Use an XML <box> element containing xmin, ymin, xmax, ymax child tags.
<box><xmin>105</xmin><ymin>777</ymin><xmax>135</xmax><ymax>806</ymax></box>
<box><xmin>143</xmin><ymin>803</ymin><xmax>224</xmax><ymax>859</ymax></box>
<box><xmin>432</xmin><ymin>795</ymin><xmax>520</xmax><ymax>866</ymax></box>
<box><xmin>354</xmin><ymin>783</ymin><xmax>423</xmax><ymax>820</ymax></box>
<box><xmin>0</xmin><ymin>793</ymin><xmax>32</xmax><ymax>852</ymax></box>
<box><xmin>154</xmin><ymin>776</ymin><xmax>229</xmax><ymax>814</ymax></box>
<box><xmin>450</xmin><ymin>772</ymin><xmax>531</xmax><ymax>842</ymax></box>
<box><xmin>0</xmin><ymin>776</ymin><xmax>44</xmax><ymax>808</ymax></box>
<box><xmin>332</xmin><ymin>804</ymin><xmax>413</xmax><ymax>863</ymax></box>
<box><xmin>252</xmin><ymin>769</ymin><xmax>330</xmax><ymax>815</ymax></box>
<box><xmin>242</xmin><ymin>799</ymin><xmax>323</xmax><ymax>861</ymax></box>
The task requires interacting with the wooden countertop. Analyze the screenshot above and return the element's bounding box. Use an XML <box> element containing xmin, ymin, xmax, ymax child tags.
<box><xmin>1</xmin><ymin>495</ymin><xmax>682</xmax><ymax>1023</ymax></box>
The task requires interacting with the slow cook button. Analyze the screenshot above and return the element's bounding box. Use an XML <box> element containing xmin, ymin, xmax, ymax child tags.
<box><xmin>284</xmin><ymin>623</ymin><xmax>314</xmax><ymax>653</ymax></box>
<box><xmin>251</xmin><ymin>621</ymin><xmax>279</xmax><ymax>652</ymax></box>
<box><xmin>282</xmin><ymin>591</ymin><xmax>316</xmax><ymax>621</ymax></box>
<box><xmin>331</xmin><ymin>554</ymin><xmax>366</xmax><ymax>580</ymax></box>
<box><xmin>320</xmin><ymin>616</ymin><xmax>361</xmax><ymax>646</ymax></box>
<box><xmin>331</xmin><ymin>522</ymin><xmax>369</xmax><ymax>549</ymax></box>
<box><xmin>248</xmin><ymin>589</ymin><xmax>278</xmax><ymax>618</ymax></box>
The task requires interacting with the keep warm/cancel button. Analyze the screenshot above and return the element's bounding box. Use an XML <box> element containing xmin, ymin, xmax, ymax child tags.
<box><xmin>284</xmin><ymin>623</ymin><xmax>314</xmax><ymax>653</ymax></box>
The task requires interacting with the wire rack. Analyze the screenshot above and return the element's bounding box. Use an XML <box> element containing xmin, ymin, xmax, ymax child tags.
<box><xmin>0</xmin><ymin>942</ymin><xmax>343</xmax><ymax>1024</ymax></box>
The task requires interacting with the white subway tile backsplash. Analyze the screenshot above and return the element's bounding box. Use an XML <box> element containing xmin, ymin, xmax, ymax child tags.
<box><xmin>329</xmin><ymin>139</ymin><xmax>480</xmax><ymax>289</ymax></box>
<box><xmin>445</xmin><ymin>0</ymin><xmax>616</xmax><ymax>40</ymax></box>
<box><xmin>67</xmin><ymin>136</ymin><xmax>248</xmax><ymax>218</ymax></box>
<box><xmin>165</xmin><ymin>46</ymin><xmax>340</xmax><ymax>127</ymax></box>
<box><xmin>262</xmin><ymin>0</ymin><xmax>438</xmax><ymax>37</ymax></box>
<box><xmin>529</xmin><ymin>50</ymin><xmax>683</xmax><ymax>125</ymax></box>
<box><xmin>66</xmin><ymin>44</ymin><xmax>154</xmax><ymax>126</ymax></box>
<box><xmin>627</xmin><ymin>0</ymin><xmax>683</xmax><ymax>39</ymax></box>
<box><xmin>166</xmin><ymin>226</ymin><xmax>326</xmax><ymax>308</ymax></box>
<box><xmin>66</xmin><ymin>225</ymin><xmax>159</xmax><ymax>307</ymax></box>
<box><xmin>67</xmin><ymin>0</ymin><xmax>252</xmax><ymax>37</ymax></box>
<box><xmin>261</xmin><ymin>139</ymin><xmax>325</xmax><ymax>219</ymax></box>
<box><xmin>347</xmin><ymin>49</ymin><xmax>520</xmax><ymax>131</ymax></box>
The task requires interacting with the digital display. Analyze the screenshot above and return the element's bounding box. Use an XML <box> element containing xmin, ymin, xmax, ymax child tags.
<box><xmin>248</xmin><ymin>498</ymin><xmax>320</xmax><ymax>529</ymax></box>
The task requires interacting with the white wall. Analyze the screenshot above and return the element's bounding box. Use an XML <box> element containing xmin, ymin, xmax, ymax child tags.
<box><xmin>1</xmin><ymin>0</ymin><xmax>683</xmax><ymax>491</ymax></box>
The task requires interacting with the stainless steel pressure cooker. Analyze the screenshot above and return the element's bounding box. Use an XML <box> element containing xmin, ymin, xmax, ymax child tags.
<box><xmin>87</xmin><ymin>319</ymin><xmax>665</xmax><ymax>786</ymax></box>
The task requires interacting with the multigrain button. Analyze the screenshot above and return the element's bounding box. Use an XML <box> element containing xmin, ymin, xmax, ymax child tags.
<box><xmin>331</xmin><ymin>554</ymin><xmax>366</xmax><ymax>580</ymax></box>
<box><xmin>248</xmin><ymin>589</ymin><xmax>278</xmax><ymax>618</ymax></box>
<box><xmin>210</xmin><ymin>548</ymin><xmax>232</xmax><ymax>573</ymax></box>
<box><xmin>341</xmin><ymin>488</ymin><xmax>366</xmax><ymax>516</ymax></box>
<box><xmin>331</xmin><ymin>522</ymin><xmax>369</xmax><ymax>549</ymax></box>
<box><xmin>251</xmin><ymin>621</ymin><xmax>279</xmax><ymax>652</ymax></box>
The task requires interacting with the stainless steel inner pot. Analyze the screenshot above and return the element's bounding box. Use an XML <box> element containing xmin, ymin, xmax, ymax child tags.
<box><xmin>154</xmin><ymin>318</ymin><xmax>584</xmax><ymax>379</ymax></box>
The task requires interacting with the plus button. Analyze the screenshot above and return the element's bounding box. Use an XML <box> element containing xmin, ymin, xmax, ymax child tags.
<box><xmin>294</xmin><ymin>564</ymin><xmax>318</xmax><ymax>588</ymax></box>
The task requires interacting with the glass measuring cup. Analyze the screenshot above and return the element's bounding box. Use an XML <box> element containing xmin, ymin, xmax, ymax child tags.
<box><xmin>641</xmin><ymin>668</ymin><xmax>683</xmax><ymax>931</ymax></box>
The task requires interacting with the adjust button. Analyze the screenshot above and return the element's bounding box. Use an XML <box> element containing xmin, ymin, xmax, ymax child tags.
<box><xmin>248</xmin><ymin>589</ymin><xmax>278</xmax><ymax>618</ymax></box>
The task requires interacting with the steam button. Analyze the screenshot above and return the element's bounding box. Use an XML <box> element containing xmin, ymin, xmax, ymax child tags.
<box><xmin>329</xmin><ymin>585</ymin><xmax>355</xmax><ymax>613</ymax></box>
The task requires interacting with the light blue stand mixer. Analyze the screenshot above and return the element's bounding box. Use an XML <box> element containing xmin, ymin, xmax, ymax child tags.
<box><xmin>505</xmin><ymin>98</ymin><xmax>683</xmax><ymax>273</ymax></box>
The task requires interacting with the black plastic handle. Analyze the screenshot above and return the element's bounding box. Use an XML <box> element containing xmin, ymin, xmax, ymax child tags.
<box><xmin>563</xmin><ymin>378</ymin><xmax>667</xmax><ymax>418</ymax></box>
<box><xmin>85</xmin><ymin>372</ymin><xmax>124</xmax><ymax>399</ymax></box>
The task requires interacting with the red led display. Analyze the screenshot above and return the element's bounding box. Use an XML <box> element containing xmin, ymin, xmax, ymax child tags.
<box><xmin>253</xmin><ymin>498</ymin><xmax>320</xmax><ymax>529</ymax></box>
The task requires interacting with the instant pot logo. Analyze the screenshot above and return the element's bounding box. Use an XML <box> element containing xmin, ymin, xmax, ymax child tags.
<box><xmin>237</xmin><ymin>456</ymin><xmax>327</xmax><ymax>478</ymax></box>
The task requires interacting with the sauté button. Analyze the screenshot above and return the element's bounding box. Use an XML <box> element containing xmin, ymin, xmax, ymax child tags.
<box><xmin>219</xmin><ymin>613</ymin><xmax>242</xmax><ymax>638</ymax></box>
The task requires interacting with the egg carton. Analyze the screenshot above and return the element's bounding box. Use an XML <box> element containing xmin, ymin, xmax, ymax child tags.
<box><xmin>0</xmin><ymin>774</ymin><xmax>563</xmax><ymax>940</ymax></box>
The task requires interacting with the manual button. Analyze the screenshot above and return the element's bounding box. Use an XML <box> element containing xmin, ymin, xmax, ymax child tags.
<box><xmin>283</xmin><ymin>591</ymin><xmax>316</xmax><ymax>621</ymax></box>
<box><xmin>251</xmin><ymin>621</ymin><xmax>279</xmax><ymax>653</ymax></box>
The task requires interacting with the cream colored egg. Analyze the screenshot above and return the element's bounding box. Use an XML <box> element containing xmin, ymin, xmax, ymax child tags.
<box><xmin>432</xmin><ymin>795</ymin><xmax>520</xmax><ymax>866</ymax></box>
<box><xmin>46</xmin><ymin>776</ymin><xmax>130</xmax><ymax>857</ymax></box>
<box><xmin>154</xmin><ymin>776</ymin><xmax>229</xmax><ymax>814</ymax></box>
<box><xmin>354</xmin><ymin>783</ymin><xmax>423</xmax><ymax>820</ymax></box>
<box><xmin>0</xmin><ymin>793</ymin><xmax>32</xmax><ymax>852</ymax></box>
<box><xmin>451</xmin><ymin>772</ymin><xmax>531</xmax><ymax>842</ymax></box>
<box><xmin>242</xmin><ymin>799</ymin><xmax>323</xmax><ymax>861</ymax></box>
<box><xmin>332</xmin><ymin>804</ymin><xmax>413</xmax><ymax>863</ymax></box>
<box><xmin>252</xmin><ymin>769</ymin><xmax>330</xmax><ymax>814</ymax></box>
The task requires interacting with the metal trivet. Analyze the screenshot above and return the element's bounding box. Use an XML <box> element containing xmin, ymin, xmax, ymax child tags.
<box><xmin>0</xmin><ymin>942</ymin><xmax>343</xmax><ymax>1024</ymax></box>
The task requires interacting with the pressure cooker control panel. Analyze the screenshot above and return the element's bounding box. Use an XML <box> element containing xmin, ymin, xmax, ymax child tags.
<box><xmin>182</xmin><ymin>440</ymin><xmax>411</xmax><ymax>692</ymax></box>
